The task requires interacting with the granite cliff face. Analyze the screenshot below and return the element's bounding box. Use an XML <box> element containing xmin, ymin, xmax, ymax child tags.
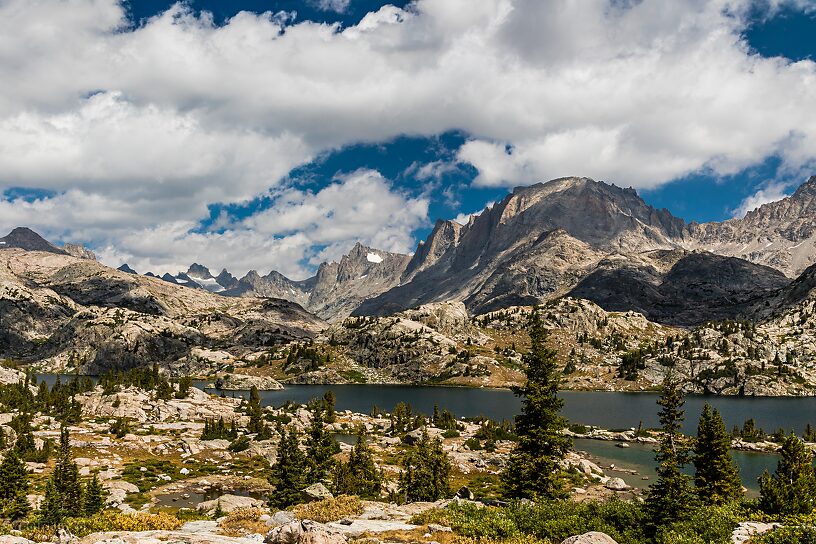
<box><xmin>354</xmin><ymin>176</ymin><xmax>816</xmax><ymax>324</ymax></box>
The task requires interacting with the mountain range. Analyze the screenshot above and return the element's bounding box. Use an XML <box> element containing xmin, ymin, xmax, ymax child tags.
<box><xmin>5</xmin><ymin>175</ymin><xmax>816</xmax><ymax>393</ymax></box>
<box><xmin>108</xmin><ymin>175</ymin><xmax>816</xmax><ymax>325</ymax></box>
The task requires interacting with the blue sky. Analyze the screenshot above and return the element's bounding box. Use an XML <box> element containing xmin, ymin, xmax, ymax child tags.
<box><xmin>0</xmin><ymin>0</ymin><xmax>815</xmax><ymax>277</ymax></box>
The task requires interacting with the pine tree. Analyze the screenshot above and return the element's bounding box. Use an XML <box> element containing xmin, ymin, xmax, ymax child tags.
<box><xmin>246</xmin><ymin>386</ymin><xmax>265</xmax><ymax>434</ymax></box>
<box><xmin>305</xmin><ymin>402</ymin><xmax>338</xmax><ymax>483</ymax></box>
<box><xmin>268</xmin><ymin>426</ymin><xmax>309</xmax><ymax>508</ymax></box>
<box><xmin>759</xmin><ymin>433</ymin><xmax>816</xmax><ymax>515</ymax></box>
<box><xmin>83</xmin><ymin>474</ymin><xmax>105</xmax><ymax>516</ymax></box>
<box><xmin>323</xmin><ymin>390</ymin><xmax>336</xmax><ymax>424</ymax></box>
<box><xmin>398</xmin><ymin>428</ymin><xmax>451</xmax><ymax>502</ymax></box>
<box><xmin>332</xmin><ymin>426</ymin><xmax>382</xmax><ymax>498</ymax></box>
<box><xmin>41</xmin><ymin>427</ymin><xmax>84</xmax><ymax>524</ymax></box>
<box><xmin>0</xmin><ymin>448</ymin><xmax>31</xmax><ymax>521</ymax></box>
<box><xmin>645</xmin><ymin>379</ymin><xmax>697</xmax><ymax>529</ymax></box>
<box><xmin>501</xmin><ymin>313</ymin><xmax>571</xmax><ymax>499</ymax></box>
<box><xmin>693</xmin><ymin>404</ymin><xmax>742</xmax><ymax>505</ymax></box>
<box><xmin>40</xmin><ymin>479</ymin><xmax>62</xmax><ymax>526</ymax></box>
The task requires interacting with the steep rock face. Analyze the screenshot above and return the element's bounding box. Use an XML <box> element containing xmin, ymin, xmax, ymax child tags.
<box><xmin>568</xmin><ymin>250</ymin><xmax>789</xmax><ymax>326</ymax></box>
<box><xmin>402</xmin><ymin>219</ymin><xmax>462</xmax><ymax>281</ymax></box>
<box><xmin>306</xmin><ymin>243</ymin><xmax>410</xmax><ymax>320</ymax></box>
<box><xmin>62</xmin><ymin>243</ymin><xmax>97</xmax><ymax>260</ymax></box>
<box><xmin>686</xmin><ymin>176</ymin><xmax>816</xmax><ymax>277</ymax></box>
<box><xmin>357</xmin><ymin>177</ymin><xmax>676</xmax><ymax>318</ymax></box>
<box><xmin>356</xmin><ymin>176</ymin><xmax>816</xmax><ymax>324</ymax></box>
<box><xmin>0</xmin><ymin>243</ymin><xmax>326</xmax><ymax>374</ymax></box>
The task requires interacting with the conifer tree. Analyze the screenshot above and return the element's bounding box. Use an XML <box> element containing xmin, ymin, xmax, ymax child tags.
<box><xmin>398</xmin><ymin>428</ymin><xmax>450</xmax><ymax>502</ymax></box>
<box><xmin>645</xmin><ymin>379</ymin><xmax>697</xmax><ymax>529</ymax></box>
<box><xmin>41</xmin><ymin>427</ymin><xmax>84</xmax><ymax>524</ymax></box>
<box><xmin>305</xmin><ymin>402</ymin><xmax>338</xmax><ymax>483</ymax></box>
<box><xmin>759</xmin><ymin>433</ymin><xmax>816</xmax><ymax>515</ymax></box>
<box><xmin>268</xmin><ymin>426</ymin><xmax>309</xmax><ymax>508</ymax></box>
<box><xmin>332</xmin><ymin>426</ymin><xmax>382</xmax><ymax>498</ymax></box>
<box><xmin>83</xmin><ymin>474</ymin><xmax>105</xmax><ymax>516</ymax></box>
<box><xmin>323</xmin><ymin>390</ymin><xmax>336</xmax><ymax>424</ymax></box>
<box><xmin>0</xmin><ymin>448</ymin><xmax>31</xmax><ymax>521</ymax></box>
<box><xmin>693</xmin><ymin>404</ymin><xmax>742</xmax><ymax>504</ymax></box>
<box><xmin>246</xmin><ymin>386</ymin><xmax>265</xmax><ymax>434</ymax></box>
<box><xmin>40</xmin><ymin>479</ymin><xmax>62</xmax><ymax>526</ymax></box>
<box><xmin>502</xmin><ymin>313</ymin><xmax>571</xmax><ymax>499</ymax></box>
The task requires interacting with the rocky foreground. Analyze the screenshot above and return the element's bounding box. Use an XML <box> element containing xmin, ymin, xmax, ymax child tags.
<box><xmin>0</xmin><ymin>383</ymin><xmax>660</xmax><ymax>544</ymax></box>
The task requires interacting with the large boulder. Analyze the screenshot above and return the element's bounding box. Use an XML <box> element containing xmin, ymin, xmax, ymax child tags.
<box><xmin>197</xmin><ymin>494</ymin><xmax>264</xmax><ymax>515</ymax></box>
<box><xmin>301</xmin><ymin>483</ymin><xmax>333</xmax><ymax>502</ymax></box>
<box><xmin>561</xmin><ymin>532</ymin><xmax>619</xmax><ymax>544</ymax></box>
<box><xmin>265</xmin><ymin>520</ymin><xmax>346</xmax><ymax>544</ymax></box>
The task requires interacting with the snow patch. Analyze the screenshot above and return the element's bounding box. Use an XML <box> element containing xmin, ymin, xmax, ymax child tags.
<box><xmin>366</xmin><ymin>252</ymin><xmax>383</xmax><ymax>263</ymax></box>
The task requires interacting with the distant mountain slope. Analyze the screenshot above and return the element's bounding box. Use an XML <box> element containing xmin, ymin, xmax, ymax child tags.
<box><xmin>355</xmin><ymin>176</ymin><xmax>816</xmax><ymax>324</ymax></box>
<box><xmin>686</xmin><ymin>176</ymin><xmax>816</xmax><ymax>277</ymax></box>
<box><xmin>0</xmin><ymin>234</ymin><xmax>325</xmax><ymax>375</ymax></box>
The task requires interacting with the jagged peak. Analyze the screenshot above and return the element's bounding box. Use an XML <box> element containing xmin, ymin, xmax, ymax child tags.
<box><xmin>187</xmin><ymin>263</ymin><xmax>213</xmax><ymax>279</ymax></box>
<box><xmin>792</xmin><ymin>175</ymin><xmax>816</xmax><ymax>198</ymax></box>
<box><xmin>118</xmin><ymin>263</ymin><xmax>137</xmax><ymax>274</ymax></box>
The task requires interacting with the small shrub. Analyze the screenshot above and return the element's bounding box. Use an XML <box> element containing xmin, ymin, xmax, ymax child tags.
<box><xmin>292</xmin><ymin>495</ymin><xmax>363</xmax><ymax>523</ymax></box>
<box><xmin>219</xmin><ymin>507</ymin><xmax>268</xmax><ymax>537</ymax></box>
<box><xmin>63</xmin><ymin>511</ymin><xmax>182</xmax><ymax>537</ymax></box>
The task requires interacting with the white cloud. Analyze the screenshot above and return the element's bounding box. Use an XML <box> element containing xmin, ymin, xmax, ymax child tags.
<box><xmin>0</xmin><ymin>0</ymin><xmax>815</xmax><ymax>273</ymax></box>
<box><xmin>12</xmin><ymin>169</ymin><xmax>429</xmax><ymax>279</ymax></box>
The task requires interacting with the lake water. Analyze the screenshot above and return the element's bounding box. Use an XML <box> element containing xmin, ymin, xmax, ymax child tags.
<box><xmin>194</xmin><ymin>383</ymin><xmax>816</xmax><ymax>436</ymax></box>
<box><xmin>38</xmin><ymin>375</ymin><xmax>787</xmax><ymax>491</ymax></box>
<box><xmin>573</xmin><ymin>438</ymin><xmax>775</xmax><ymax>495</ymax></box>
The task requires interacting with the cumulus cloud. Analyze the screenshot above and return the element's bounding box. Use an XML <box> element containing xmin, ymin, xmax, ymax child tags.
<box><xmin>310</xmin><ymin>0</ymin><xmax>351</xmax><ymax>13</ymax></box>
<box><xmin>0</xmin><ymin>0</ymin><xmax>815</xmax><ymax>273</ymax></box>
<box><xmin>48</xmin><ymin>170</ymin><xmax>428</xmax><ymax>278</ymax></box>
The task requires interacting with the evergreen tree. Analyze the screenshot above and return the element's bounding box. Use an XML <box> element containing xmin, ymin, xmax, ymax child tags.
<box><xmin>0</xmin><ymin>448</ymin><xmax>31</xmax><ymax>521</ymax></box>
<box><xmin>332</xmin><ymin>426</ymin><xmax>382</xmax><ymax>498</ymax></box>
<box><xmin>246</xmin><ymin>386</ymin><xmax>265</xmax><ymax>434</ymax></box>
<box><xmin>693</xmin><ymin>404</ymin><xmax>742</xmax><ymax>505</ymax></box>
<box><xmin>501</xmin><ymin>313</ymin><xmax>571</xmax><ymax>499</ymax></box>
<box><xmin>645</xmin><ymin>379</ymin><xmax>697</xmax><ymax>529</ymax></box>
<box><xmin>39</xmin><ymin>479</ymin><xmax>62</xmax><ymax>526</ymax></box>
<box><xmin>323</xmin><ymin>390</ymin><xmax>336</xmax><ymax>424</ymax></box>
<box><xmin>41</xmin><ymin>427</ymin><xmax>84</xmax><ymax>524</ymax></box>
<box><xmin>398</xmin><ymin>428</ymin><xmax>451</xmax><ymax>502</ymax></box>
<box><xmin>305</xmin><ymin>402</ymin><xmax>338</xmax><ymax>483</ymax></box>
<box><xmin>83</xmin><ymin>474</ymin><xmax>105</xmax><ymax>516</ymax></box>
<box><xmin>759</xmin><ymin>433</ymin><xmax>816</xmax><ymax>515</ymax></box>
<box><xmin>268</xmin><ymin>426</ymin><xmax>309</xmax><ymax>508</ymax></box>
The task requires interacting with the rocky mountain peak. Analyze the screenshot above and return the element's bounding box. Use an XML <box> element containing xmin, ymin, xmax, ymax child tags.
<box><xmin>0</xmin><ymin>227</ymin><xmax>68</xmax><ymax>255</ymax></box>
<box><xmin>792</xmin><ymin>175</ymin><xmax>816</xmax><ymax>198</ymax></box>
<box><xmin>118</xmin><ymin>264</ymin><xmax>137</xmax><ymax>274</ymax></box>
<box><xmin>187</xmin><ymin>263</ymin><xmax>213</xmax><ymax>279</ymax></box>
<box><xmin>216</xmin><ymin>269</ymin><xmax>239</xmax><ymax>289</ymax></box>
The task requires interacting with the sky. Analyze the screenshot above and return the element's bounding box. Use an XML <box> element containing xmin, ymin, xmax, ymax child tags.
<box><xmin>0</xmin><ymin>0</ymin><xmax>815</xmax><ymax>279</ymax></box>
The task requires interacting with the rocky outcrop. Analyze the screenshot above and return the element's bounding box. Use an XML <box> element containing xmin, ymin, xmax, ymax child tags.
<box><xmin>62</xmin><ymin>243</ymin><xmax>97</xmax><ymax>260</ymax></box>
<box><xmin>561</xmin><ymin>533</ymin><xmax>619</xmax><ymax>544</ymax></box>
<box><xmin>76</xmin><ymin>386</ymin><xmax>243</xmax><ymax>423</ymax></box>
